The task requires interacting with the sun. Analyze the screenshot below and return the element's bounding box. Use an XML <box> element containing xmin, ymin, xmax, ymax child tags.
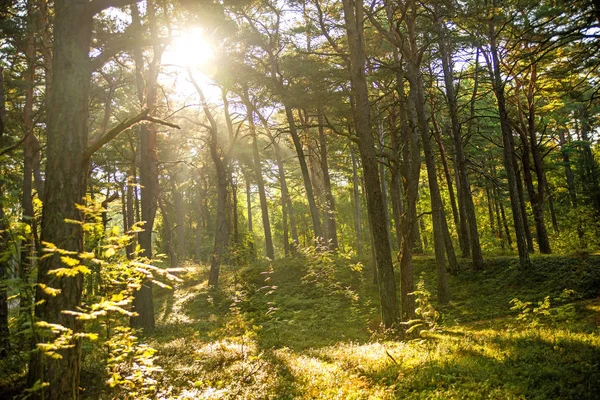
<box><xmin>164</xmin><ymin>28</ymin><xmax>215</xmax><ymax>68</ymax></box>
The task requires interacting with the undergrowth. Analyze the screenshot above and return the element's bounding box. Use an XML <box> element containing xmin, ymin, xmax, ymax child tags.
<box><xmin>3</xmin><ymin>252</ymin><xmax>599</xmax><ymax>399</ymax></box>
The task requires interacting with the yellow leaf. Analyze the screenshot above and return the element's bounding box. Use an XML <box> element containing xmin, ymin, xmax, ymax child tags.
<box><xmin>60</xmin><ymin>256</ymin><xmax>80</xmax><ymax>267</ymax></box>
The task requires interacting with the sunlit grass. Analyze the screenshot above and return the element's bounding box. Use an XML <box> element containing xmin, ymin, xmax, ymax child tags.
<box><xmin>80</xmin><ymin>255</ymin><xmax>600</xmax><ymax>399</ymax></box>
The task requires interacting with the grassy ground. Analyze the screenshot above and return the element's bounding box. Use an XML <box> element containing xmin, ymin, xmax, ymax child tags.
<box><xmin>80</xmin><ymin>253</ymin><xmax>600</xmax><ymax>399</ymax></box>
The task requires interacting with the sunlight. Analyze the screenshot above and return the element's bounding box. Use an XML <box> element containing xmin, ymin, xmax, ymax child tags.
<box><xmin>164</xmin><ymin>28</ymin><xmax>215</xmax><ymax>68</ymax></box>
<box><xmin>161</xmin><ymin>28</ymin><xmax>221</xmax><ymax>103</ymax></box>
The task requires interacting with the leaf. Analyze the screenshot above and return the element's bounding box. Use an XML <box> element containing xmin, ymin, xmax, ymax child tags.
<box><xmin>39</xmin><ymin>284</ymin><xmax>62</xmax><ymax>297</ymax></box>
<box><xmin>60</xmin><ymin>256</ymin><xmax>80</xmax><ymax>267</ymax></box>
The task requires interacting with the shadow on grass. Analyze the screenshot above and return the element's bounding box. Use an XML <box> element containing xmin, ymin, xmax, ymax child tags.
<box><xmin>342</xmin><ymin>327</ymin><xmax>600</xmax><ymax>399</ymax></box>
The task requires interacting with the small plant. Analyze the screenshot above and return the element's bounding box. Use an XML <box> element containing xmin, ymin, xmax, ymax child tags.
<box><xmin>405</xmin><ymin>277</ymin><xmax>440</xmax><ymax>337</ymax></box>
<box><xmin>510</xmin><ymin>296</ymin><xmax>551</xmax><ymax>327</ymax></box>
<box><xmin>28</xmin><ymin>200</ymin><xmax>180</xmax><ymax>398</ymax></box>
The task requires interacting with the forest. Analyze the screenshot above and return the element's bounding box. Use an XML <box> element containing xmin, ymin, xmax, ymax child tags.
<box><xmin>1</xmin><ymin>0</ymin><xmax>600</xmax><ymax>398</ymax></box>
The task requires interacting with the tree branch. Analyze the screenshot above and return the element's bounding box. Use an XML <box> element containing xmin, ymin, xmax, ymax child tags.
<box><xmin>0</xmin><ymin>131</ymin><xmax>31</xmax><ymax>157</ymax></box>
<box><xmin>85</xmin><ymin>109</ymin><xmax>180</xmax><ymax>160</ymax></box>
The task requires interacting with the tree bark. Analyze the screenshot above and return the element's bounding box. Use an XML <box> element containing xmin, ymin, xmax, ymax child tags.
<box><xmin>0</xmin><ymin>190</ymin><xmax>9</xmax><ymax>357</ymax></box>
<box><xmin>27</xmin><ymin>2</ymin><xmax>94</xmax><ymax>396</ymax></box>
<box><xmin>488</xmin><ymin>12</ymin><xmax>531</xmax><ymax>268</ymax></box>
<box><xmin>350</xmin><ymin>147</ymin><xmax>363</xmax><ymax>256</ymax></box>
<box><xmin>131</xmin><ymin>0</ymin><xmax>162</xmax><ymax>330</ymax></box>
<box><xmin>317</xmin><ymin>112</ymin><xmax>338</xmax><ymax>249</ymax></box>
<box><xmin>245</xmin><ymin>98</ymin><xmax>275</xmax><ymax>259</ymax></box>
<box><xmin>342</xmin><ymin>0</ymin><xmax>400</xmax><ymax>327</ymax></box>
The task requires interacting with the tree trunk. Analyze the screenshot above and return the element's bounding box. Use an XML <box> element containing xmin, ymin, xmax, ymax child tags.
<box><xmin>350</xmin><ymin>147</ymin><xmax>363</xmax><ymax>256</ymax></box>
<box><xmin>27</xmin><ymin>2</ymin><xmax>94</xmax><ymax>396</ymax></box>
<box><xmin>283</xmin><ymin>105</ymin><xmax>323</xmax><ymax>241</ymax></box>
<box><xmin>579</xmin><ymin>109</ymin><xmax>600</xmax><ymax>213</ymax></box>
<box><xmin>342</xmin><ymin>0</ymin><xmax>400</xmax><ymax>327</ymax></box>
<box><xmin>246</xmin><ymin>100</ymin><xmax>275</xmax><ymax>260</ymax></box>
<box><xmin>174</xmin><ymin>170</ymin><xmax>186</xmax><ymax>261</ymax></box>
<box><xmin>256</xmin><ymin>109</ymin><xmax>299</xmax><ymax>248</ymax></box>
<box><xmin>559</xmin><ymin>130</ymin><xmax>583</xmax><ymax>243</ymax></box>
<box><xmin>432</xmin><ymin>119</ymin><xmax>460</xmax><ymax>246</ymax></box>
<box><xmin>245</xmin><ymin>172</ymin><xmax>253</xmax><ymax>234</ymax></box>
<box><xmin>317</xmin><ymin>112</ymin><xmax>338</xmax><ymax>249</ymax></box>
<box><xmin>514</xmin><ymin>160</ymin><xmax>534</xmax><ymax>252</ymax></box>
<box><xmin>488</xmin><ymin>14</ymin><xmax>531</xmax><ymax>268</ymax></box>
<box><xmin>408</xmin><ymin>56</ymin><xmax>450</xmax><ymax>303</ymax></box>
<box><xmin>20</xmin><ymin>4</ymin><xmax>38</xmax><ymax>317</ymax></box>
<box><xmin>131</xmin><ymin>0</ymin><xmax>162</xmax><ymax>330</ymax></box>
<box><xmin>125</xmin><ymin>165</ymin><xmax>135</xmax><ymax>259</ymax></box>
<box><xmin>436</xmin><ymin>10</ymin><xmax>482</xmax><ymax>266</ymax></box>
<box><xmin>195</xmin><ymin>182</ymin><xmax>204</xmax><ymax>262</ymax></box>
<box><xmin>0</xmin><ymin>191</ymin><xmax>9</xmax><ymax>357</ymax></box>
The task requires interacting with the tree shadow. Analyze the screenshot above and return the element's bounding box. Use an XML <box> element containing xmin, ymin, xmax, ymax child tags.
<box><xmin>348</xmin><ymin>329</ymin><xmax>600</xmax><ymax>399</ymax></box>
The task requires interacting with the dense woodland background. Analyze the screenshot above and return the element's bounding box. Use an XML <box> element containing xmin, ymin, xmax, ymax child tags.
<box><xmin>1</xmin><ymin>0</ymin><xmax>600</xmax><ymax>399</ymax></box>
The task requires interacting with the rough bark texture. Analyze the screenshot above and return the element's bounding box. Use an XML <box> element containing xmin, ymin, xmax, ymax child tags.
<box><xmin>256</xmin><ymin>109</ymin><xmax>298</xmax><ymax>248</ymax></box>
<box><xmin>246</xmin><ymin>100</ymin><xmax>275</xmax><ymax>259</ymax></box>
<box><xmin>27</xmin><ymin>2</ymin><xmax>93</xmax><ymax>397</ymax></box>
<box><xmin>342</xmin><ymin>0</ymin><xmax>400</xmax><ymax>327</ymax></box>
<box><xmin>436</xmin><ymin>10</ymin><xmax>483</xmax><ymax>269</ymax></box>
<box><xmin>317</xmin><ymin>113</ymin><xmax>338</xmax><ymax>249</ymax></box>
<box><xmin>489</xmin><ymin>14</ymin><xmax>531</xmax><ymax>268</ymax></box>
<box><xmin>408</xmin><ymin>58</ymin><xmax>450</xmax><ymax>304</ymax></box>
<box><xmin>284</xmin><ymin>106</ymin><xmax>323</xmax><ymax>240</ymax></box>
<box><xmin>131</xmin><ymin>0</ymin><xmax>161</xmax><ymax>330</ymax></box>
<box><xmin>0</xmin><ymin>72</ymin><xmax>7</xmax><ymax>356</ymax></box>
<box><xmin>350</xmin><ymin>148</ymin><xmax>363</xmax><ymax>256</ymax></box>
<box><xmin>0</xmin><ymin>190</ymin><xmax>9</xmax><ymax>357</ymax></box>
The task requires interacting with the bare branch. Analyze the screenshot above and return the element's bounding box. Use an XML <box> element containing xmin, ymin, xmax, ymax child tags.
<box><xmin>85</xmin><ymin>109</ymin><xmax>180</xmax><ymax>160</ymax></box>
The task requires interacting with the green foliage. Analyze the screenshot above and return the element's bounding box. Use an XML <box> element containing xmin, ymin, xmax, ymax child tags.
<box><xmin>405</xmin><ymin>276</ymin><xmax>441</xmax><ymax>337</ymax></box>
<box><xmin>27</xmin><ymin>200</ymin><xmax>179</xmax><ymax>399</ymax></box>
<box><xmin>510</xmin><ymin>296</ymin><xmax>551</xmax><ymax>327</ymax></box>
<box><xmin>299</xmin><ymin>243</ymin><xmax>361</xmax><ymax>303</ymax></box>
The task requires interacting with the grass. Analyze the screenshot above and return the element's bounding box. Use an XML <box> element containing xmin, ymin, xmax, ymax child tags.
<box><xmin>91</xmin><ymin>253</ymin><xmax>600</xmax><ymax>399</ymax></box>
<box><xmin>2</xmin><ymin>253</ymin><xmax>600</xmax><ymax>399</ymax></box>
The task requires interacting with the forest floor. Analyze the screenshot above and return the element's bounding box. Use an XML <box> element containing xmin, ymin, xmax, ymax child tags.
<box><xmin>81</xmin><ymin>253</ymin><xmax>600</xmax><ymax>399</ymax></box>
<box><xmin>2</xmin><ymin>253</ymin><xmax>600</xmax><ymax>399</ymax></box>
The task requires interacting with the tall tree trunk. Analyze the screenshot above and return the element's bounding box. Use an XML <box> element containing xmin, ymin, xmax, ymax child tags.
<box><xmin>125</xmin><ymin>164</ymin><xmax>136</xmax><ymax>259</ymax></box>
<box><xmin>514</xmin><ymin>160</ymin><xmax>534</xmax><ymax>252</ymax></box>
<box><xmin>317</xmin><ymin>112</ymin><xmax>338</xmax><ymax>249</ymax></box>
<box><xmin>342</xmin><ymin>0</ymin><xmax>400</xmax><ymax>327</ymax></box>
<box><xmin>231</xmin><ymin>176</ymin><xmax>239</xmax><ymax>245</ymax></box>
<box><xmin>580</xmin><ymin>108</ymin><xmax>600</xmax><ymax>213</ymax></box>
<box><xmin>131</xmin><ymin>0</ymin><xmax>162</xmax><ymax>330</ymax></box>
<box><xmin>174</xmin><ymin>170</ymin><xmax>186</xmax><ymax>261</ymax></box>
<box><xmin>0</xmin><ymin>73</ymin><xmax>8</xmax><ymax>356</ymax></box>
<box><xmin>559</xmin><ymin>130</ymin><xmax>583</xmax><ymax>243</ymax></box>
<box><xmin>436</xmin><ymin>9</ymin><xmax>482</xmax><ymax>267</ymax></box>
<box><xmin>20</xmin><ymin>2</ymin><xmax>38</xmax><ymax>317</ymax></box>
<box><xmin>246</xmin><ymin>99</ymin><xmax>275</xmax><ymax>259</ymax></box>
<box><xmin>512</xmin><ymin>68</ymin><xmax>551</xmax><ymax>254</ymax></box>
<box><xmin>245</xmin><ymin>172</ymin><xmax>253</xmax><ymax>235</ymax></box>
<box><xmin>350</xmin><ymin>147</ymin><xmax>363</xmax><ymax>256</ymax></box>
<box><xmin>488</xmin><ymin>13</ymin><xmax>531</xmax><ymax>268</ymax></box>
<box><xmin>408</xmin><ymin>56</ymin><xmax>450</xmax><ymax>303</ymax></box>
<box><xmin>432</xmin><ymin>118</ymin><xmax>460</xmax><ymax>245</ymax></box>
<box><xmin>190</xmin><ymin>74</ymin><xmax>230</xmax><ymax>289</ymax></box>
<box><xmin>0</xmin><ymin>189</ymin><xmax>9</xmax><ymax>357</ymax></box>
<box><xmin>437</xmin><ymin>12</ymin><xmax>483</xmax><ymax>271</ymax></box>
<box><xmin>195</xmin><ymin>182</ymin><xmax>204</xmax><ymax>262</ymax></box>
<box><xmin>255</xmin><ymin>109</ymin><xmax>299</xmax><ymax>248</ymax></box>
<box><xmin>27</xmin><ymin>1</ymin><xmax>94</xmax><ymax>396</ymax></box>
<box><xmin>389</xmin><ymin>121</ymin><xmax>405</xmax><ymax>251</ymax></box>
<box><xmin>399</xmin><ymin>71</ymin><xmax>420</xmax><ymax>319</ymax></box>
<box><xmin>376</xmin><ymin>118</ymin><xmax>394</xmax><ymax>255</ymax></box>
<box><xmin>282</xmin><ymin>106</ymin><xmax>323</xmax><ymax>241</ymax></box>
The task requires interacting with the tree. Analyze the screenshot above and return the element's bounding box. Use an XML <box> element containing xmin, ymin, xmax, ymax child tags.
<box><xmin>342</xmin><ymin>0</ymin><xmax>400</xmax><ymax>326</ymax></box>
